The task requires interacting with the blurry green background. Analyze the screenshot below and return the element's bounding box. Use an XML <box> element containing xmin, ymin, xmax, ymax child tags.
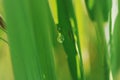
<box><xmin>0</xmin><ymin>0</ymin><xmax>120</xmax><ymax>80</ymax></box>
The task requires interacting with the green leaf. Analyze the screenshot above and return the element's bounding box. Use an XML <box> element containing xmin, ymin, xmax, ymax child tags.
<box><xmin>56</xmin><ymin>0</ymin><xmax>84</xmax><ymax>80</ymax></box>
<box><xmin>111</xmin><ymin>1</ymin><xmax>120</xmax><ymax>78</ymax></box>
<box><xmin>4</xmin><ymin>0</ymin><xmax>56</xmax><ymax>80</ymax></box>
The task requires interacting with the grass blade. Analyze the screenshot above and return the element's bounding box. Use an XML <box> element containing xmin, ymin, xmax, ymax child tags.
<box><xmin>56</xmin><ymin>0</ymin><xmax>84</xmax><ymax>79</ymax></box>
<box><xmin>4</xmin><ymin>0</ymin><xmax>56</xmax><ymax>80</ymax></box>
<box><xmin>111</xmin><ymin>2</ymin><xmax>120</xmax><ymax>79</ymax></box>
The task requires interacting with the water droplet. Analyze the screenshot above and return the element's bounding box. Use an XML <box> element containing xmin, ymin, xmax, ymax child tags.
<box><xmin>57</xmin><ymin>33</ymin><xmax>64</xmax><ymax>43</ymax></box>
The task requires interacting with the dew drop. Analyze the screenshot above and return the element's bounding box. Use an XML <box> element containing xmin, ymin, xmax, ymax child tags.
<box><xmin>57</xmin><ymin>33</ymin><xmax>64</xmax><ymax>43</ymax></box>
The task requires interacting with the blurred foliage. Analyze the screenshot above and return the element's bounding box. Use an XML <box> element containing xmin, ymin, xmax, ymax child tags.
<box><xmin>85</xmin><ymin>0</ymin><xmax>112</xmax><ymax>21</ymax></box>
<box><xmin>0</xmin><ymin>0</ymin><xmax>120</xmax><ymax>80</ymax></box>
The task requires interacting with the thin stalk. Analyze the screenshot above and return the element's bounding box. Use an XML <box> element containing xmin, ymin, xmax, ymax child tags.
<box><xmin>95</xmin><ymin>3</ymin><xmax>110</xmax><ymax>80</ymax></box>
<box><xmin>111</xmin><ymin>1</ymin><xmax>120</xmax><ymax>79</ymax></box>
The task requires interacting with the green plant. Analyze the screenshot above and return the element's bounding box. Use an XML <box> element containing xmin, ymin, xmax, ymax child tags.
<box><xmin>0</xmin><ymin>0</ymin><xmax>120</xmax><ymax>80</ymax></box>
